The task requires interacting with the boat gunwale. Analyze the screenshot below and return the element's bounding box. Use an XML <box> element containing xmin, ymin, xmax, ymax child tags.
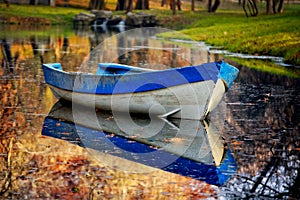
<box><xmin>42</xmin><ymin>61</ymin><xmax>239</xmax><ymax>96</ymax></box>
<box><xmin>42</xmin><ymin>62</ymin><xmax>221</xmax><ymax>78</ymax></box>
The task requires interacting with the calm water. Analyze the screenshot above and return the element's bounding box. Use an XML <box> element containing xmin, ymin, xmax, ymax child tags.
<box><xmin>0</xmin><ymin>25</ymin><xmax>299</xmax><ymax>199</ymax></box>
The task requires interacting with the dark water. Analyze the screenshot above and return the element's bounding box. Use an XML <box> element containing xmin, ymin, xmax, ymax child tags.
<box><xmin>0</xmin><ymin>25</ymin><xmax>299</xmax><ymax>199</ymax></box>
<box><xmin>222</xmin><ymin>67</ymin><xmax>300</xmax><ymax>198</ymax></box>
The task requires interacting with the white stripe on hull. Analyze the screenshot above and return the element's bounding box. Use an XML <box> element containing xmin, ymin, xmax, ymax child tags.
<box><xmin>50</xmin><ymin>79</ymin><xmax>225</xmax><ymax>120</ymax></box>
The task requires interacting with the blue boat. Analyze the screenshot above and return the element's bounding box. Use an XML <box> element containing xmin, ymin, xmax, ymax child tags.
<box><xmin>42</xmin><ymin>61</ymin><xmax>239</xmax><ymax>120</ymax></box>
<box><xmin>42</xmin><ymin>102</ymin><xmax>237</xmax><ymax>186</ymax></box>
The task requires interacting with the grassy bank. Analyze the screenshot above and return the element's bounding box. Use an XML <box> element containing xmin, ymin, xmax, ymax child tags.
<box><xmin>155</xmin><ymin>4</ymin><xmax>300</xmax><ymax>66</ymax></box>
<box><xmin>0</xmin><ymin>3</ymin><xmax>85</xmax><ymax>24</ymax></box>
<box><xmin>0</xmin><ymin>2</ymin><xmax>299</xmax><ymax>66</ymax></box>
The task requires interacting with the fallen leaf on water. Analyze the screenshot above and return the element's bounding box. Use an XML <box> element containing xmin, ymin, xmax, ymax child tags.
<box><xmin>232</xmin><ymin>141</ymin><xmax>243</xmax><ymax>145</ymax></box>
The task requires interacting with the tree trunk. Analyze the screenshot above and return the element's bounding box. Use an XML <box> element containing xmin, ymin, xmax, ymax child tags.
<box><xmin>208</xmin><ymin>0</ymin><xmax>212</xmax><ymax>12</ymax></box>
<box><xmin>177</xmin><ymin>0</ymin><xmax>181</xmax><ymax>10</ymax></box>
<box><xmin>277</xmin><ymin>0</ymin><xmax>284</xmax><ymax>13</ymax></box>
<box><xmin>49</xmin><ymin>0</ymin><xmax>56</xmax><ymax>6</ymax></box>
<box><xmin>90</xmin><ymin>0</ymin><xmax>105</xmax><ymax>9</ymax></box>
<box><xmin>270</xmin><ymin>0</ymin><xmax>284</xmax><ymax>14</ymax></box>
<box><xmin>145</xmin><ymin>0</ymin><xmax>149</xmax><ymax>9</ymax></box>
<box><xmin>243</xmin><ymin>0</ymin><xmax>258</xmax><ymax>17</ymax></box>
<box><xmin>127</xmin><ymin>0</ymin><xmax>133</xmax><ymax>13</ymax></box>
<box><xmin>135</xmin><ymin>0</ymin><xmax>149</xmax><ymax>9</ymax></box>
<box><xmin>116</xmin><ymin>0</ymin><xmax>126</xmax><ymax>10</ymax></box>
<box><xmin>266</xmin><ymin>0</ymin><xmax>272</xmax><ymax>14</ymax></box>
<box><xmin>211</xmin><ymin>0</ymin><xmax>220</xmax><ymax>12</ymax></box>
<box><xmin>272</xmin><ymin>0</ymin><xmax>278</xmax><ymax>13</ymax></box>
<box><xmin>249</xmin><ymin>0</ymin><xmax>258</xmax><ymax>16</ymax></box>
<box><xmin>29</xmin><ymin>0</ymin><xmax>38</xmax><ymax>5</ymax></box>
<box><xmin>172</xmin><ymin>0</ymin><xmax>176</xmax><ymax>15</ymax></box>
<box><xmin>208</xmin><ymin>0</ymin><xmax>220</xmax><ymax>12</ymax></box>
<box><xmin>191</xmin><ymin>0</ymin><xmax>195</xmax><ymax>11</ymax></box>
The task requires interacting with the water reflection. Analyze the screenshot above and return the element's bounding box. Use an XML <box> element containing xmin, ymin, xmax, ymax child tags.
<box><xmin>222</xmin><ymin>66</ymin><xmax>300</xmax><ymax>198</ymax></box>
<box><xmin>80</xmin><ymin>27</ymin><xmax>221</xmax><ymax>74</ymax></box>
<box><xmin>42</xmin><ymin>102</ymin><xmax>237</xmax><ymax>186</ymax></box>
<box><xmin>0</xmin><ymin>25</ymin><xmax>221</xmax><ymax>73</ymax></box>
<box><xmin>0</xmin><ymin>24</ymin><xmax>299</xmax><ymax>198</ymax></box>
<box><xmin>1</xmin><ymin>39</ymin><xmax>18</xmax><ymax>72</ymax></box>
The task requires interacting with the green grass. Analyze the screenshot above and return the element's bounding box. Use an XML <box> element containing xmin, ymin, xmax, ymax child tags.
<box><xmin>0</xmin><ymin>4</ymin><xmax>86</xmax><ymax>24</ymax></box>
<box><xmin>155</xmin><ymin>3</ymin><xmax>300</xmax><ymax>66</ymax></box>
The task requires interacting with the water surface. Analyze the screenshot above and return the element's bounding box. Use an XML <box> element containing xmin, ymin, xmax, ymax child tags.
<box><xmin>0</xmin><ymin>25</ymin><xmax>299</xmax><ymax>199</ymax></box>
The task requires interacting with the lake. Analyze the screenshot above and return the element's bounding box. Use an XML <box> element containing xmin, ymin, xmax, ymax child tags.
<box><xmin>0</xmin><ymin>24</ymin><xmax>299</xmax><ymax>199</ymax></box>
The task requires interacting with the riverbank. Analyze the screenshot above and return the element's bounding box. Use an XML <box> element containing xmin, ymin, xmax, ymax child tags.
<box><xmin>0</xmin><ymin>2</ymin><xmax>299</xmax><ymax>66</ymax></box>
<box><xmin>154</xmin><ymin>4</ymin><xmax>300</xmax><ymax>66</ymax></box>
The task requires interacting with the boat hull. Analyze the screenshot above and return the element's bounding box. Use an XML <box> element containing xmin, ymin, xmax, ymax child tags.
<box><xmin>49</xmin><ymin>78</ymin><xmax>225</xmax><ymax>120</ymax></box>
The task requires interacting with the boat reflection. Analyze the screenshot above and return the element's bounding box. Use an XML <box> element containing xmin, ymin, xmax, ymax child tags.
<box><xmin>42</xmin><ymin>102</ymin><xmax>237</xmax><ymax>186</ymax></box>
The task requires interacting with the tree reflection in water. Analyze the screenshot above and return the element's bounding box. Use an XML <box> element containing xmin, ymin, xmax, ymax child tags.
<box><xmin>0</xmin><ymin>25</ymin><xmax>299</xmax><ymax>198</ymax></box>
<box><xmin>0</xmin><ymin>26</ymin><xmax>221</xmax><ymax>199</ymax></box>
<box><xmin>222</xmin><ymin>66</ymin><xmax>300</xmax><ymax>199</ymax></box>
<box><xmin>0</xmin><ymin>71</ymin><xmax>217</xmax><ymax>198</ymax></box>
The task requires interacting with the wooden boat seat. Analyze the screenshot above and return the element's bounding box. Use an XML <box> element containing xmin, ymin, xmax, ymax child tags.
<box><xmin>96</xmin><ymin>63</ymin><xmax>154</xmax><ymax>75</ymax></box>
